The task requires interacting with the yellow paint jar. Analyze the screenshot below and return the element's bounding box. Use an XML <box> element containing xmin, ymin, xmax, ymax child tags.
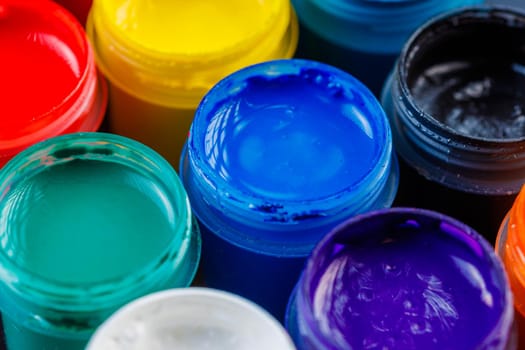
<box><xmin>87</xmin><ymin>0</ymin><xmax>298</xmax><ymax>165</ymax></box>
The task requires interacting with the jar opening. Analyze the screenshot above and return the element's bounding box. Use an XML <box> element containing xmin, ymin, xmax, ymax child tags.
<box><xmin>385</xmin><ymin>7</ymin><xmax>525</xmax><ymax>194</ymax></box>
<box><xmin>403</xmin><ymin>7</ymin><xmax>525</xmax><ymax>141</ymax></box>
<box><xmin>295</xmin><ymin>0</ymin><xmax>482</xmax><ymax>54</ymax></box>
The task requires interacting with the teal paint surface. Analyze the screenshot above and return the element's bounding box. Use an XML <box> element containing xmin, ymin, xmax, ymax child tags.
<box><xmin>6</xmin><ymin>160</ymin><xmax>176</xmax><ymax>285</ymax></box>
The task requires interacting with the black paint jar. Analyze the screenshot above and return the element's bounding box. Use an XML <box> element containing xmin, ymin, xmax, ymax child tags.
<box><xmin>382</xmin><ymin>6</ymin><xmax>525</xmax><ymax>242</ymax></box>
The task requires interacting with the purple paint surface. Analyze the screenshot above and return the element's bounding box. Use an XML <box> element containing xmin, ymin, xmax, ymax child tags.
<box><xmin>293</xmin><ymin>208</ymin><xmax>513</xmax><ymax>349</ymax></box>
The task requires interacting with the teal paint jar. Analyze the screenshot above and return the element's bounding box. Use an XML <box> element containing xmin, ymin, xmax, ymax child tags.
<box><xmin>291</xmin><ymin>0</ymin><xmax>483</xmax><ymax>95</ymax></box>
<box><xmin>0</xmin><ymin>132</ymin><xmax>200</xmax><ymax>349</ymax></box>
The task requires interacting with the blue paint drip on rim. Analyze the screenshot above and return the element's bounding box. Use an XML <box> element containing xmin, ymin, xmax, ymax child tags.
<box><xmin>181</xmin><ymin>59</ymin><xmax>398</xmax><ymax>256</ymax></box>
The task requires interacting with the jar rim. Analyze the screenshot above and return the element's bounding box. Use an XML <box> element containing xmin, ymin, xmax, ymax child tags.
<box><xmin>0</xmin><ymin>132</ymin><xmax>195</xmax><ymax>312</ymax></box>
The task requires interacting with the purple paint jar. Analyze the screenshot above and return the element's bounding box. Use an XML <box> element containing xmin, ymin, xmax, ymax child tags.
<box><xmin>286</xmin><ymin>208</ymin><xmax>515</xmax><ymax>349</ymax></box>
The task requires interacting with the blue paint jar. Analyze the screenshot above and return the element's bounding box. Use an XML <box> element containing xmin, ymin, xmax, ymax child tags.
<box><xmin>180</xmin><ymin>59</ymin><xmax>399</xmax><ymax>320</ymax></box>
<box><xmin>286</xmin><ymin>208</ymin><xmax>516</xmax><ymax>350</ymax></box>
<box><xmin>291</xmin><ymin>0</ymin><xmax>482</xmax><ymax>95</ymax></box>
<box><xmin>381</xmin><ymin>6</ymin><xmax>525</xmax><ymax>243</ymax></box>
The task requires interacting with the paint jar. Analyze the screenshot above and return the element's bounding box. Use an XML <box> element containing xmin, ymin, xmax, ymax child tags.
<box><xmin>291</xmin><ymin>0</ymin><xmax>482</xmax><ymax>96</ymax></box>
<box><xmin>0</xmin><ymin>0</ymin><xmax>107</xmax><ymax>169</ymax></box>
<box><xmin>86</xmin><ymin>288</ymin><xmax>296</xmax><ymax>350</ymax></box>
<box><xmin>497</xmin><ymin>185</ymin><xmax>525</xmax><ymax>348</ymax></box>
<box><xmin>381</xmin><ymin>7</ymin><xmax>525</xmax><ymax>242</ymax></box>
<box><xmin>287</xmin><ymin>208</ymin><xmax>516</xmax><ymax>350</ymax></box>
<box><xmin>53</xmin><ymin>0</ymin><xmax>92</xmax><ymax>26</ymax></box>
<box><xmin>0</xmin><ymin>133</ymin><xmax>200</xmax><ymax>350</ymax></box>
<box><xmin>181</xmin><ymin>59</ymin><xmax>399</xmax><ymax>320</ymax></box>
<box><xmin>87</xmin><ymin>0</ymin><xmax>298</xmax><ymax>167</ymax></box>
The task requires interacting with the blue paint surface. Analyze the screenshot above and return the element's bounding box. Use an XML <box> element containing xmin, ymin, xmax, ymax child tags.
<box><xmin>287</xmin><ymin>208</ymin><xmax>514</xmax><ymax>349</ymax></box>
<box><xmin>201</xmin><ymin>70</ymin><xmax>380</xmax><ymax>202</ymax></box>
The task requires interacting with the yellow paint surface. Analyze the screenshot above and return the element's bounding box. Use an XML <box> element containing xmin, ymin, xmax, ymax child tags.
<box><xmin>100</xmin><ymin>0</ymin><xmax>283</xmax><ymax>55</ymax></box>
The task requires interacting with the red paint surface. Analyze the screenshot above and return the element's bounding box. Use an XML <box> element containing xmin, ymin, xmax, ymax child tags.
<box><xmin>0</xmin><ymin>1</ymin><xmax>87</xmax><ymax>142</ymax></box>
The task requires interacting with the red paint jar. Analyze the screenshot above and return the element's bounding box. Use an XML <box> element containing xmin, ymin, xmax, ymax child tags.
<box><xmin>0</xmin><ymin>0</ymin><xmax>107</xmax><ymax>167</ymax></box>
